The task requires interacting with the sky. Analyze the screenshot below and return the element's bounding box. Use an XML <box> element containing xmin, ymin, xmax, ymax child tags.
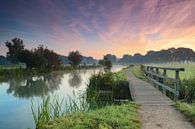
<box><xmin>0</xmin><ymin>0</ymin><xmax>195</xmax><ymax>59</ymax></box>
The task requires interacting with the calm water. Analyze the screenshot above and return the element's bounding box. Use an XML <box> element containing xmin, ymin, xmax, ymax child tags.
<box><xmin>0</xmin><ymin>65</ymin><xmax>125</xmax><ymax>129</ymax></box>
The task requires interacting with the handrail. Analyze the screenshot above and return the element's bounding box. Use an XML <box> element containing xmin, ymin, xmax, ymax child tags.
<box><xmin>146</xmin><ymin>66</ymin><xmax>184</xmax><ymax>71</ymax></box>
<box><xmin>145</xmin><ymin>65</ymin><xmax>184</xmax><ymax>102</ymax></box>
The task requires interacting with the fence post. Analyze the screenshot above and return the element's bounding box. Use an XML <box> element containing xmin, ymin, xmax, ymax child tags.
<box><xmin>156</xmin><ymin>68</ymin><xmax>159</xmax><ymax>89</ymax></box>
<box><xmin>163</xmin><ymin>69</ymin><xmax>167</xmax><ymax>95</ymax></box>
<box><xmin>146</xmin><ymin>66</ymin><xmax>149</xmax><ymax>77</ymax></box>
<box><xmin>174</xmin><ymin>70</ymin><xmax>179</xmax><ymax>102</ymax></box>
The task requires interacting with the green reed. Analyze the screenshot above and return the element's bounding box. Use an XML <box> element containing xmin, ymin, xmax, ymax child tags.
<box><xmin>31</xmin><ymin>94</ymin><xmax>90</xmax><ymax>129</ymax></box>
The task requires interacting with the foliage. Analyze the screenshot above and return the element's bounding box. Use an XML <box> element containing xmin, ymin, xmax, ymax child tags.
<box><xmin>5</xmin><ymin>38</ymin><xmax>62</xmax><ymax>70</ymax></box>
<box><xmin>179</xmin><ymin>78</ymin><xmax>195</xmax><ymax>103</ymax></box>
<box><xmin>119</xmin><ymin>47</ymin><xmax>195</xmax><ymax>64</ymax></box>
<box><xmin>103</xmin><ymin>54</ymin><xmax>117</xmax><ymax>63</ymax></box>
<box><xmin>104</xmin><ymin>56</ymin><xmax>112</xmax><ymax>70</ymax></box>
<box><xmin>68</xmin><ymin>51</ymin><xmax>83</xmax><ymax>67</ymax></box>
<box><xmin>86</xmin><ymin>69</ymin><xmax>131</xmax><ymax>103</ymax></box>
<box><xmin>175</xmin><ymin>102</ymin><xmax>195</xmax><ymax>124</ymax></box>
<box><xmin>44</xmin><ymin>103</ymin><xmax>140</xmax><ymax>129</ymax></box>
<box><xmin>5</xmin><ymin>38</ymin><xmax>25</xmax><ymax>63</ymax></box>
<box><xmin>31</xmin><ymin>95</ymin><xmax>89</xmax><ymax>129</ymax></box>
<box><xmin>99</xmin><ymin>56</ymin><xmax>113</xmax><ymax>70</ymax></box>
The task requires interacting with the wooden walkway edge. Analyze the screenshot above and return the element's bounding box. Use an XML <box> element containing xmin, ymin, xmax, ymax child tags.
<box><xmin>127</xmin><ymin>70</ymin><xmax>195</xmax><ymax>129</ymax></box>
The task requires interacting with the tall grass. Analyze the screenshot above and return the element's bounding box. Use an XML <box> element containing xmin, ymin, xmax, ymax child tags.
<box><xmin>179</xmin><ymin>78</ymin><xmax>195</xmax><ymax>103</ymax></box>
<box><xmin>31</xmin><ymin>95</ymin><xmax>89</xmax><ymax>129</ymax></box>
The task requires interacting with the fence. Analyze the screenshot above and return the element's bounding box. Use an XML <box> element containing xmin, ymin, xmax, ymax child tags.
<box><xmin>145</xmin><ymin>66</ymin><xmax>184</xmax><ymax>101</ymax></box>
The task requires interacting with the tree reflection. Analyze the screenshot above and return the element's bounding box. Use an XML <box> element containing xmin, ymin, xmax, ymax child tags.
<box><xmin>68</xmin><ymin>70</ymin><xmax>82</xmax><ymax>88</ymax></box>
<box><xmin>6</xmin><ymin>71</ymin><xmax>64</xmax><ymax>98</ymax></box>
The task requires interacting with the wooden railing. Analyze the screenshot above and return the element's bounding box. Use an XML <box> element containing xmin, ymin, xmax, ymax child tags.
<box><xmin>145</xmin><ymin>66</ymin><xmax>184</xmax><ymax>101</ymax></box>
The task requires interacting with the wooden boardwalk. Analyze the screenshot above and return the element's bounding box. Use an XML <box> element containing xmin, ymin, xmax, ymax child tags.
<box><xmin>127</xmin><ymin>70</ymin><xmax>195</xmax><ymax>129</ymax></box>
<box><xmin>127</xmin><ymin>71</ymin><xmax>172</xmax><ymax>105</ymax></box>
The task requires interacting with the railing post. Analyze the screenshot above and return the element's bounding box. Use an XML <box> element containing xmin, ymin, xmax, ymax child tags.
<box><xmin>174</xmin><ymin>70</ymin><xmax>179</xmax><ymax>102</ymax></box>
<box><xmin>163</xmin><ymin>69</ymin><xmax>167</xmax><ymax>95</ymax></box>
<box><xmin>146</xmin><ymin>66</ymin><xmax>149</xmax><ymax>77</ymax></box>
<box><xmin>156</xmin><ymin>68</ymin><xmax>159</xmax><ymax>89</ymax></box>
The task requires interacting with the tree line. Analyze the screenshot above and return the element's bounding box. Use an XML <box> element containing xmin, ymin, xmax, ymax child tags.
<box><xmin>4</xmin><ymin>38</ymin><xmax>84</xmax><ymax>70</ymax></box>
<box><xmin>119</xmin><ymin>47</ymin><xmax>195</xmax><ymax>64</ymax></box>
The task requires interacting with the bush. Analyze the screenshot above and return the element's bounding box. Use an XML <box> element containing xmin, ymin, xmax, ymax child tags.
<box><xmin>179</xmin><ymin>78</ymin><xmax>195</xmax><ymax>103</ymax></box>
<box><xmin>86</xmin><ymin>70</ymin><xmax>132</xmax><ymax>104</ymax></box>
<box><xmin>114</xmin><ymin>80</ymin><xmax>132</xmax><ymax>100</ymax></box>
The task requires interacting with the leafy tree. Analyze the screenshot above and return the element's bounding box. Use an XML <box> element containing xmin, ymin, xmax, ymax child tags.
<box><xmin>18</xmin><ymin>49</ymin><xmax>46</xmax><ymax>69</ymax></box>
<box><xmin>104</xmin><ymin>54</ymin><xmax>117</xmax><ymax>63</ymax></box>
<box><xmin>5</xmin><ymin>38</ymin><xmax>24</xmax><ymax>63</ymax></box>
<box><xmin>5</xmin><ymin>38</ymin><xmax>61</xmax><ymax>70</ymax></box>
<box><xmin>68</xmin><ymin>51</ymin><xmax>83</xmax><ymax>67</ymax></box>
<box><xmin>104</xmin><ymin>56</ymin><xmax>112</xmax><ymax>70</ymax></box>
<box><xmin>34</xmin><ymin>45</ymin><xmax>62</xmax><ymax>69</ymax></box>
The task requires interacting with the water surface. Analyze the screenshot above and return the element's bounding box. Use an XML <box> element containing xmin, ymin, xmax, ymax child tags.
<box><xmin>0</xmin><ymin>65</ymin><xmax>125</xmax><ymax>129</ymax></box>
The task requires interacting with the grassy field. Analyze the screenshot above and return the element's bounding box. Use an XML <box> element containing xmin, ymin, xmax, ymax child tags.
<box><xmin>45</xmin><ymin>103</ymin><xmax>140</xmax><ymax>129</ymax></box>
<box><xmin>150</xmin><ymin>63</ymin><xmax>195</xmax><ymax>79</ymax></box>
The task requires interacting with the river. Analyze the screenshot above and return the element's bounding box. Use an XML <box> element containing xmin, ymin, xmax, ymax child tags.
<box><xmin>0</xmin><ymin>65</ymin><xmax>126</xmax><ymax>129</ymax></box>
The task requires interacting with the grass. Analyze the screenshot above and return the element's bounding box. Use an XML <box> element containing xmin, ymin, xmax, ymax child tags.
<box><xmin>175</xmin><ymin>102</ymin><xmax>195</xmax><ymax>124</ymax></box>
<box><xmin>31</xmin><ymin>95</ymin><xmax>89</xmax><ymax>129</ymax></box>
<box><xmin>130</xmin><ymin>65</ymin><xmax>146</xmax><ymax>81</ymax></box>
<box><xmin>86</xmin><ymin>68</ymin><xmax>132</xmax><ymax>103</ymax></box>
<box><xmin>44</xmin><ymin>102</ymin><xmax>140</xmax><ymax>129</ymax></box>
<box><xmin>31</xmin><ymin>67</ymin><xmax>137</xmax><ymax>129</ymax></box>
<box><xmin>151</xmin><ymin>63</ymin><xmax>195</xmax><ymax>79</ymax></box>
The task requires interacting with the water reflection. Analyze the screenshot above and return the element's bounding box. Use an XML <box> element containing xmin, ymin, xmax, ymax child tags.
<box><xmin>6</xmin><ymin>71</ymin><xmax>64</xmax><ymax>98</ymax></box>
<box><xmin>68</xmin><ymin>70</ymin><xmax>82</xmax><ymax>88</ymax></box>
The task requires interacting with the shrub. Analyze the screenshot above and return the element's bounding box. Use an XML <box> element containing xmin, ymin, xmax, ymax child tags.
<box><xmin>180</xmin><ymin>78</ymin><xmax>195</xmax><ymax>103</ymax></box>
<box><xmin>86</xmin><ymin>70</ymin><xmax>132</xmax><ymax>104</ymax></box>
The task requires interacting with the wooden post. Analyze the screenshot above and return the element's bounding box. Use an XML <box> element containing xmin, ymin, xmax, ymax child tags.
<box><xmin>150</xmin><ymin>67</ymin><xmax>154</xmax><ymax>84</ymax></box>
<box><xmin>174</xmin><ymin>70</ymin><xmax>179</xmax><ymax>102</ymax></box>
<box><xmin>156</xmin><ymin>68</ymin><xmax>159</xmax><ymax>89</ymax></box>
<box><xmin>163</xmin><ymin>69</ymin><xmax>167</xmax><ymax>95</ymax></box>
<box><xmin>146</xmin><ymin>66</ymin><xmax>149</xmax><ymax>77</ymax></box>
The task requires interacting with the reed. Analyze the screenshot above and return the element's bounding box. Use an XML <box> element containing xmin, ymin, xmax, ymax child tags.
<box><xmin>31</xmin><ymin>94</ymin><xmax>90</xmax><ymax>129</ymax></box>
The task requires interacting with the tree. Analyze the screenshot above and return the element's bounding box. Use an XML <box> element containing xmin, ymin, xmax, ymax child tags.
<box><xmin>104</xmin><ymin>57</ymin><xmax>112</xmax><ymax>70</ymax></box>
<box><xmin>104</xmin><ymin>54</ymin><xmax>117</xmax><ymax>63</ymax></box>
<box><xmin>68</xmin><ymin>51</ymin><xmax>82</xmax><ymax>67</ymax></box>
<box><xmin>100</xmin><ymin>56</ymin><xmax>113</xmax><ymax>70</ymax></box>
<box><xmin>34</xmin><ymin>45</ymin><xmax>62</xmax><ymax>69</ymax></box>
<box><xmin>5</xmin><ymin>38</ymin><xmax>24</xmax><ymax>63</ymax></box>
<box><xmin>18</xmin><ymin>49</ymin><xmax>46</xmax><ymax>69</ymax></box>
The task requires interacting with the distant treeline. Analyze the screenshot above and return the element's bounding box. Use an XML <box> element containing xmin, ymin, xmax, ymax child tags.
<box><xmin>0</xmin><ymin>38</ymin><xmax>98</xmax><ymax>68</ymax></box>
<box><xmin>1</xmin><ymin>38</ymin><xmax>195</xmax><ymax>66</ymax></box>
<box><xmin>118</xmin><ymin>47</ymin><xmax>195</xmax><ymax>64</ymax></box>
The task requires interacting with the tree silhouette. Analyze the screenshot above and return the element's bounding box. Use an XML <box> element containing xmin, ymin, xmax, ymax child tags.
<box><xmin>5</xmin><ymin>38</ymin><xmax>24</xmax><ymax>63</ymax></box>
<box><xmin>68</xmin><ymin>51</ymin><xmax>83</xmax><ymax>67</ymax></box>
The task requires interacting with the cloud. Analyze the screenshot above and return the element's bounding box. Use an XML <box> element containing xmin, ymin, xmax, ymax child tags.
<box><xmin>0</xmin><ymin>0</ymin><xmax>195</xmax><ymax>58</ymax></box>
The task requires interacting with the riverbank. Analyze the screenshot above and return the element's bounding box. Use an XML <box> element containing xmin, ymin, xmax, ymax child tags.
<box><xmin>45</xmin><ymin>103</ymin><xmax>140</xmax><ymax>129</ymax></box>
<box><xmin>30</xmin><ymin>66</ymin><xmax>141</xmax><ymax>129</ymax></box>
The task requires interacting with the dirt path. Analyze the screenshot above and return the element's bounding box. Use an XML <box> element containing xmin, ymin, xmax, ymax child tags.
<box><xmin>127</xmin><ymin>70</ymin><xmax>195</xmax><ymax>129</ymax></box>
